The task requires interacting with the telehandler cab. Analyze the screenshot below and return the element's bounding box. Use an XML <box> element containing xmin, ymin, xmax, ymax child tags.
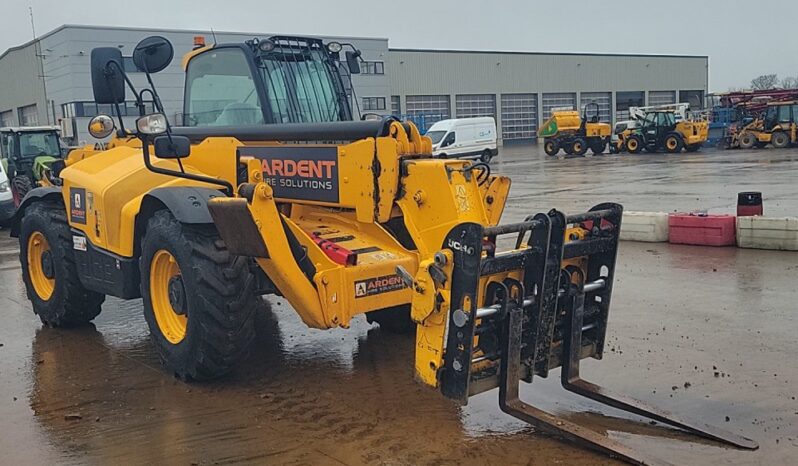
<box><xmin>11</xmin><ymin>35</ymin><xmax>756</xmax><ymax>464</ymax></box>
<box><xmin>616</xmin><ymin>109</ymin><xmax>708</xmax><ymax>154</ymax></box>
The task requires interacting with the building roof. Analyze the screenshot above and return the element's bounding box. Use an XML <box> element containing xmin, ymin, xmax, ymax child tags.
<box><xmin>0</xmin><ymin>23</ymin><xmax>390</xmax><ymax>61</ymax></box>
<box><xmin>1</xmin><ymin>24</ymin><xmax>708</xmax><ymax>62</ymax></box>
<box><xmin>388</xmin><ymin>47</ymin><xmax>708</xmax><ymax>60</ymax></box>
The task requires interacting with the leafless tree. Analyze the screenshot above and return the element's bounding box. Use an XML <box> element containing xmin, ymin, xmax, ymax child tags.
<box><xmin>781</xmin><ymin>76</ymin><xmax>798</xmax><ymax>89</ymax></box>
<box><xmin>750</xmin><ymin>74</ymin><xmax>779</xmax><ymax>90</ymax></box>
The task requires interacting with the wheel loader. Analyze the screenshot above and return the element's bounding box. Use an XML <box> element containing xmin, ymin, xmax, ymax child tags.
<box><xmin>615</xmin><ymin>109</ymin><xmax>708</xmax><ymax>154</ymax></box>
<box><xmin>540</xmin><ymin>102</ymin><xmax>611</xmax><ymax>156</ymax></box>
<box><xmin>10</xmin><ymin>35</ymin><xmax>756</xmax><ymax>464</ymax></box>
<box><xmin>727</xmin><ymin>100</ymin><xmax>798</xmax><ymax>149</ymax></box>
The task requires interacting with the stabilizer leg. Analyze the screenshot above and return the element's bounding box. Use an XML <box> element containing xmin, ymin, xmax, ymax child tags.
<box><xmin>560</xmin><ymin>287</ymin><xmax>759</xmax><ymax>451</ymax></box>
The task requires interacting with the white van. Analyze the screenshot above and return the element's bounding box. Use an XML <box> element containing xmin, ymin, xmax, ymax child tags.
<box><xmin>426</xmin><ymin>117</ymin><xmax>498</xmax><ymax>162</ymax></box>
<box><xmin>0</xmin><ymin>160</ymin><xmax>14</xmax><ymax>226</ymax></box>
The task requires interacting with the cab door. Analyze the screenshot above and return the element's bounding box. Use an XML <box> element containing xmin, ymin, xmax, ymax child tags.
<box><xmin>641</xmin><ymin>113</ymin><xmax>659</xmax><ymax>146</ymax></box>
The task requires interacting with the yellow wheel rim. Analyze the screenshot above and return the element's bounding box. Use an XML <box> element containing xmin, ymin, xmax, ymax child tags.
<box><xmin>27</xmin><ymin>232</ymin><xmax>55</xmax><ymax>300</ymax></box>
<box><xmin>667</xmin><ymin>138</ymin><xmax>677</xmax><ymax>149</ymax></box>
<box><xmin>574</xmin><ymin>143</ymin><xmax>582</xmax><ymax>152</ymax></box>
<box><xmin>150</xmin><ymin>250</ymin><xmax>187</xmax><ymax>344</ymax></box>
<box><xmin>628</xmin><ymin>140</ymin><xmax>637</xmax><ymax>150</ymax></box>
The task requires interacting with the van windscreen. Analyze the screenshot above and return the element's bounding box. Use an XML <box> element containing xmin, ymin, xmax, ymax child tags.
<box><xmin>426</xmin><ymin>131</ymin><xmax>446</xmax><ymax>144</ymax></box>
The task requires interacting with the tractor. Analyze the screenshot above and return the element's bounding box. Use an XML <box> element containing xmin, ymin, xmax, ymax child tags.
<box><xmin>728</xmin><ymin>101</ymin><xmax>798</xmax><ymax>149</ymax></box>
<box><xmin>9</xmin><ymin>35</ymin><xmax>756</xmax><ymax>464</ymax></box>
<box><xmin>540</xmin><ymin>102</ymin><xmax>612</xmax><ymax>156</ymax></box>
<box><xmin>0</xmin><ymin>126</ymin><xmax>64</xmax><ymax>206</ymax></box>
<box><xmin>615</xmin><ymin>109</ymin><xmax>708</xmax><ymax>154</ymax></box>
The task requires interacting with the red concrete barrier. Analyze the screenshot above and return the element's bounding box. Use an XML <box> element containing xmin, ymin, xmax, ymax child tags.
<box><xmin>668</xmin><ymin>213</ymin><xmax>737</xmax><ymax>247</ymax></box>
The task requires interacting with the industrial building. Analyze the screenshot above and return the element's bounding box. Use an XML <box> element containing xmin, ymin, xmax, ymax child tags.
<box><xmin>0</xmin><ymin>24</ymin><xmax>708</xmax><ymax>145</ymax></box>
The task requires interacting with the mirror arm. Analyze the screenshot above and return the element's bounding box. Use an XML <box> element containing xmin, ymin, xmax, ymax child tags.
<box><xmin>140</xmin><ymin>135</ymin><xmax>234</xmax><ymax>196</ymax></box>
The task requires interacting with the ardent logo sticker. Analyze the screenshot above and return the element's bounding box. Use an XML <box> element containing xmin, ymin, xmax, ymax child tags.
<box><xmin>355</xmin><ymin>274</ymin><xmax>407</xmax><ymax>298</ymax></box>
<box><xmin>69</xmin><ymin>187</ymin><xmax>87</xmax><ymax>225</ymax></box>
<box><xmin>240</xmin><ymin>146</ymin><xmax>339</xmax><ymax>203</ymax></box>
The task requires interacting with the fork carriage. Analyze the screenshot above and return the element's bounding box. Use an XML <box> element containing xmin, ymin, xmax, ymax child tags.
<box><xmin>435</xmin><ymin>204</ymin><xmax>757</xmax><ymax>465</ymax></box>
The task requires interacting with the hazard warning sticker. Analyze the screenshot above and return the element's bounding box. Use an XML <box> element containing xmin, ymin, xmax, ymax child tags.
<box><xmin>354</xmin><ymin>274</ymin><xmax>406</xmax><ymax>298</ymax></box>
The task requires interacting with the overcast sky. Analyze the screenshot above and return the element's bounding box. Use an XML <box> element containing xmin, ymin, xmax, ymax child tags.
<box><xmin>1</xmin><ymin>0</ymin><xmax>795</xmax><ymax>91</ymax></box>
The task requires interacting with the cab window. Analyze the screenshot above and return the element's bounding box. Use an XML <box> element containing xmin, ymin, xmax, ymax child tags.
<box><xmin>778</xmin><ymin>105</ymin><xmax>792</xmax><ymax>123</ymax></box>
<box><xmin>662</xmin><ymin>112</ymin><xmax>676</xmax><ymax>127</ymax></box>
<box><xmin>184</xmin><ymin>48</ymin><xmax>264</xmax><ymax>126</ymax></box>
<box><xmin>642</xmin><ymin>113</ymin><xmax>657</xmax><ymax>127</ymax></box>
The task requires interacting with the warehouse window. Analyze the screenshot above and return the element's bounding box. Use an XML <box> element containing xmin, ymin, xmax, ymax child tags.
<box><xmin>580</xmin><ymin>92</ymin><xmax>612</xmax><ymax>123</ymax></box>
<box><xmin>17</xmin><ymin>105</ymin><xmax>39</xmax><ymax>126</ymax></box>
<box><xmin>456</xmin><ymin>94</ymin><xmax>496</xmax><ymax>120</ymax></box>
<box><xmin>679</xmin><ymin>90</ymin><xmax>705</xmax><ymax>109</ymax></box>
<box><xmin>61</xmin><ymin>101</ymin><xmax>154</xmax><ymax>118</ymax></box>
<box><xmin>649</xmin><ymin>91</ymin><xmax>676</xmax><ymax>107</ymax></box>
<box><xmin>0</xmin><ymin>110</ymin><xmax>13</xmax><ymax>127</ymax></box>
<box><xmin>501</xmin><ymin>93</ymin><xmax>537</xmax><ymax>140</ymax></box>
<box><xmin>542</xmin><ymin>93</ymin><xmax>576</xmax><ymax>120</ymax></box>
<box><xmin>616</xmin><ymin>91</ymin><xmax>645</xmax><ymax>121</ymax></box>
<box><xmin>361</xmin><ymin>61</ymin><xmax>385</xmax><ymax>75</ymax></box>
<box><xmin>406</xmin><ymin>95</ymin><xmax>450</xmax><ymax>131</ymax></box>
<box><xmin>362</xmin><ymin>97</ymin><xmax>386</xmax><ymax>111</ymax></box>
<box><xmin>391</xmin><ymin>96</ymin><xmax>400</xmax><ymax>116</ymax></box>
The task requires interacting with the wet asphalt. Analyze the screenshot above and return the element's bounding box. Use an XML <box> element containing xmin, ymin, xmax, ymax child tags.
<box><xmin>0</xmin><ymin>145</ymin><xmax>796</xmax><ymax>465</ymax></box>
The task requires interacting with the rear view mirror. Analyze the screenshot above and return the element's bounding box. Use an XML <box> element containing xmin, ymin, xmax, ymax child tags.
<box><xmin>153</xmin><ymin>135</ymin><xmax>191</xmax><ymax>159</ymax></box>
<box><xmin>133</xmin><ymin>36</ymin><xmax>174</xmax><ymax>73</ymax></box>
<box><xmin>90</xmin><ymin>47</ymin><xmax>126</xmax><ymax>104</ymax></box>
<box><xmin>345</xmin><ymin>50</ymin><xmax>361</xmax><ymax>74</ymax></box>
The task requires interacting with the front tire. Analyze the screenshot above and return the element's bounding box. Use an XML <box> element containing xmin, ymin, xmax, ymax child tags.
<box><xmin>140</xmin><ymin>210</ymin><xmax>256</xmax><ymax>380</ymax></box>
<box><xmin>738</xmin><ymin>132</ymin><xmax>757</xmax><ymax>150</ymax></box>
<box><xmin>664</xmin><ymin>133</ymin><xmax>684</xmax><ymax>153</ymax></box>
<box><xmin>12</xmin><ymin>175</ymin><xmax>34</xmax><ymax>207</ymax></box>
<box><xmin>480</xmin><ymin>149</ymin><xmax>494</xmax><ymax>163</ymax></box>
<box><xmin>19</xmin><ymin>202</ymin><xmax>105</xmax><ymax>326</ymax></box>
<box><xmin>626</xmin><ymin>135</ymin><xmax>643</xmax><ymax>154</ymax></box>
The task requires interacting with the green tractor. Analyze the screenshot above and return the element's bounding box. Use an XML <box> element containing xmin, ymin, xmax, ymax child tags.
<box><xmin>0</xmin><ymin>126</ymin><xmax>64</xmax><ymax>206</ymax></box>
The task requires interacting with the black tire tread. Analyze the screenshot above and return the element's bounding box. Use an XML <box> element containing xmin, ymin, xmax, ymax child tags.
<box><xmin>141</xmin><ymin>210</ymin><xmax>256</xmax><ymax>380</ymax></box>
<box><xmin>20</xmin><ymin>202</ymin><xmax>104</xmax><ymax>326</ymax></box>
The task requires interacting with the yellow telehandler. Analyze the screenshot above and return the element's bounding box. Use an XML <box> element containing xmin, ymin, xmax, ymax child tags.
<box><xmin>10</xmin><ymin>35</ymin><xmax>756</xmax><ymax>464</ymax></box>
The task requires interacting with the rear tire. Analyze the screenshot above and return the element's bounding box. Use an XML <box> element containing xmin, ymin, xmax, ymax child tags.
<box><xmin>140</xmin><ymin>210</ymin><xmax>256</xmax><ymax>380</ymax></box>
<box><xmin>480</xmin><ymin>149</ymin><xmax>493</xmax><ymax>163</ymax></box>
<box><xmin>544</xmin><ymin>138</ymin><xmax>560</xmax><ymax>156</ymax></box>
<box><xmin>571</xmin><ymin>138</ymin><xmax>588</xmax><ymax>156</ymax></box>
<box><xmin>626</xmin><ymin>135</ymin><xmax>643</xmax><ymax>154</ymax></box>
<box><xmin>738</xmin><ymin>132</ymin><xmax>757</xmax><ymax>150</ymax></box>
<box><xmin>664</xmin><ymin>133</ymin><xmax>684</xmax><ymax>153</ymax></box>
<box><xmin>589</xmin><ymin>139</ymin><xmax>607</xmax><ymax>155</ymax></box>
<box><xmin>771</xmin><ymin>131</ymin><xmax>790</xmax><ymax>148</ymax></box>
<box><xmin>366</xmin><ymin>305</ymin><xmax>415</xmax><ymax>334</ymax></box>
<box><xmin>19</xmin><ymin>202</ymin><xmax>105</xmax><ymax>326</ymax></box>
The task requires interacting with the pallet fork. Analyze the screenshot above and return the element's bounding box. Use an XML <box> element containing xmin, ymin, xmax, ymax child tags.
<box><xmin>437</xmin><ymin>204</ymin><xmax>758</xmax><ymax>465</ymax></box>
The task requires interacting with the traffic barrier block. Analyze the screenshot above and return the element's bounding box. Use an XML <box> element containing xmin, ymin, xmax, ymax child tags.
<box><xmin>668</xmin><ymin>213</ymin><xmax>736</xmax><ymax>247</ymax></box>
<box><xmin>620</xmin><ymin>211</ymin><xmax>669</xmax><ymax>242</ymax></box>
<box><xmin>737</xmin><ymin>216</ymin><xmax>798</xmax><ymax>251</ymax></box>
